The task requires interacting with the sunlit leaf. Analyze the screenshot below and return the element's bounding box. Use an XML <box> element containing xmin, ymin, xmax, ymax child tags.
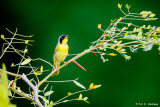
<box><xmin>139</xmin><ymin>46</ymin><xmax>144</xmax><ymax>48</ymax></box>
<box><xmin>25</xmin><ymin>40</ymin><xmax>29</xmax><ymax>44</ymax></box>
<box><xmin>1</xmin><ymin>34</ymin><xmax>4</xmax><ymax>39</ymax></box>
<box><xmin>29</xmin><ymin>78</ymin><xmax>34</xmax><ymax>82</ymax></box>
<box><xmin>141</xmin><ymin>13</ymin><xmax>146</xmax><ymax>17</ymax></box>
<box><xmin>24</xmin><ymin>49</ymin><xmax>28</xmax><ymax>53</ymax></box>
<box><xmin>105</xmin><ymin>59</ymin><xmax>109</xmax><ymax>61</ymax></box>
<box><xmin>124</xmin><ymin>32</ymin><xmax>128</xmax><ymax>35</ymax></box>
<box><xmin>1</xmin><ymin>63</ymin><xmax>8</xmax><ymax>89</ymax></box>
<box><xmin>76</xmin><ymin>98</ymin><xmax>82</xmax><ymax>101</ymax></box>
<box><xmin>42</xmin><ymin>96</ymin><xmax>49</xmax><ymax>104</ymax></box>
<box><xmin>98</xmin><ymin>24</ymin><xmax>101</xmax><ymax>29</ymax></box>
<box><xmin>12</xmin><ymin>82</ymin><xmax>16</xmax><ymax>89</ymax></box>
<box><xmin>108</xmin><ymin>53</ymin><xmax>117</xmax><ymax>56</ymax></box>
<box><xmin>122</xmin><ymin>27</ymin><xmax>127</xmax><ymax>31</ymax></box>
<box><xmin>84</xmin><ymin>100</ymin><xmax>90</xmax><ymax>104</ymax></box>
<box><xmin>149</xmin><ymin>13</ymin><xmax>155</xmax><ymax>17</ymax></box>
<box><xmin>125</xmin><ymin>4</ymin><xmax>131</xmax><ymax>9</ymax></box>
<box><xmin>118</xmin><ymin>3</ymin><xmax>122</xmax><ymax>9</ymax></box>
<box><xmin>79</xmin><ymin>94</ymin><xmax>82</xmax><ymax>99</ymax></box>
<box><xmin>116</xmin><ymin>47</ymin><xmax>122</xmax><ymax>51</ymax></box>
<box><xmin>21</xmin><ymin>58</ymin><xmax>31</xmax><ymax>65</ymax></box>
<box><xmin>0</xmin><ymin>85</ymin><xmax>8</xmax><ymax>107</ymax></box>
<box><xmin>33</xmin><ymin>67</ymin><xmax>39</xmax><ymax>72</ymax></box>
<box><xmin>33</xmin><ymin>72</ymin><xmax>42</xmax><ymax>75</ymax></box>
<box><xmin>0</xmin><ymin>63</ymin><xmax>16</xmax><ymax>107</ymax></box>
<box><xmin>45</xmin><ymin>91</ymin><xmax>54</xmax><ymax>96</ymax></box>
<box><xmin>67</xmin><ymin>92</ymin><xmax>72</xmax><ymax>95</ymax></box>
<box><xmin>83</xmin><ymin>97</ymin><xmax>88</xmax><ymax>101</ymax></box>
<box><xmin>143</xmin><ymin>44</ymin><xmax>153</xmax><ymax>51</ymax></box>
<box><xmin>40</xmin><ymin>66</ymin><xmax>43</xmax><ymax>72</ymax></box>
<box><xmin>31</xmin><ymin>91</ymin><xmax>34</xmax><ymax>96</ymax></box>
<box><xmin>124</xmin><ymin>55</ymin><xmax>131</xmax><ymax>60</ymax></box>
<box><xmin>31</xmin><ymin>102</ymin><xmax>35</xmax><ymax>105</ymax></box>
<box><xmin>89</xmin><ymin>83</ymin><xmax>94</xmax><ymax>90</ymax></box>
<box><xmin>17</xmin><ymin>87</ymin><xmax>21</xmax><ymax>93</ymax></box>
<box><xmin>117</xmin><ymin>17</ymin><xmax>122</xmax><ymax>21</ymax></box>
<box><xmin>49</xmin><ymin>101</ymin><xmax>54</xmax><ymax>107</ymax></box>
<box><xmin>101</xmin><ymin>53</ymin><xmax>105</xmax><ymax>56</ymax></box>
<box><xmin>8</xmin><ymin>104</ymin><xmax>16</xmax><ymax>107</ymax></box>
<box><xmin>110</xmin><ymin>45</ymin><xmax>116</xmax><ymax>49</ymax></box>
<box><xmin>93</xmin><ymin>85</ymin><xmax>102</xmax><ymax>89</ymax></box>
<box><xmin>11</xmin><ymin>63</ymin><xmax>14</xmax><ymax>67</ymax></box>
<box><xmin>73</xmin><ymin>80</ymin><xmax>86</xmax><ymax>89</ymax></box>
<box><xmin>8</xmin><ymin>90</ymin><xmax>12</xmax><ymax>97</ymax></box>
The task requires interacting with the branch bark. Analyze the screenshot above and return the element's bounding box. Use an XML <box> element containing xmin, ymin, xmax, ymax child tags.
<box><xmin>0</xmin><ymin>69</ymin><xmax>22</xmax><ymax>78</ymax></box>
<box><xmin>21</xmin><ymin>73</ymin><xmax>43</xmax><ymax>107</ymax></box>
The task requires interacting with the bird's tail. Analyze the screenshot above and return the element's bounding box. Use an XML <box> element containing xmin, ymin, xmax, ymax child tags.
<box><xmin>52</xmin><ymin>61</ymin><xmax>60</xmax><ymax>75</ymax></box>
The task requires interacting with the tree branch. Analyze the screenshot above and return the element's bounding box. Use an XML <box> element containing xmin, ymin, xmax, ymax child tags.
<box><xmin>21</xmin><ymin>73</ymin><xmax>43</xmax><ymax>107</ymax></box>
<box><xmin>38</xmin><ymin>44</ymin><xmax>101</xmax><ymax>88</ymax></box>
<box><xmin>0</xmin><ymin>68</ymin><xmax>22</xmax><ymax>78</ymax></box>
<box><xmin>9</xmin><ymin>87</ymin><xmax>33</xmax><ymax>101</ymax></box>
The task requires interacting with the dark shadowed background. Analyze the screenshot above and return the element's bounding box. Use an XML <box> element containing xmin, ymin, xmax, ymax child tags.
<box><xmin>1</xmin><ymin>0</ymin><xmax>160</xmax><ymax>107</ymax></box>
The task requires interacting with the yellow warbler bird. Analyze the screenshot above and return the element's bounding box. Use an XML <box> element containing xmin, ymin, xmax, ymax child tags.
<box><xmin>53</xmin><ymin>35</ymin><xmax>69</xmax><ymax>75</ymax></box>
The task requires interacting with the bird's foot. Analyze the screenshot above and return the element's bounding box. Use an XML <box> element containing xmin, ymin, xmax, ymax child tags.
<box><xmin>63</xmin><ymin>61</ymin><xmax>67</xmax><ymax>66</ymax></box>
<box><xmin>52</xmin><ymin>68</ymin><xmax>59</xmax><ymax>76</ymax></box>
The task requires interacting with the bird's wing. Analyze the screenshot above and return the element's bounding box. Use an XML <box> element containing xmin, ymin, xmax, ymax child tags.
<box><xmin>53</xmin><ymin>43</ymin><xmax>59</xmax><ymax>58</ymax></box>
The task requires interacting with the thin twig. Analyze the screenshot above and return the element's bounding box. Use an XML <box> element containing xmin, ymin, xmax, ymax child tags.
<box><xmin>9</xmin><ymin>87</ymin><xmax>33</xmax><ymax>101</ymax></box>
<box><xmin>54</xmin><ymin>89</ymin><xmax>90</xmax><ymax>105</ymax></box>
<box><xmin>32</xmin><ymin>58</ymin><xmax>54</xmax><ymax>69</ymax></box>
<box><xmin>0</xmin><ymin>28</ymin><xmax>18</xmax><ymax>59</ymax></box>
<box><xmin>46</xmin><ymin>78</ymin><xmax>79</xmax><ymax>83</ymax></box>
<box><xmin>0</xmin><ymin>69</ymin><xmax>22</xmax><ymax>78</ymax></box>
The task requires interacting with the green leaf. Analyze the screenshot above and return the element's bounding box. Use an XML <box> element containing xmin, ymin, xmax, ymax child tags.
<box><xmin>29</xmin><ymin>78</ymin><xmax>34</xmax><ymax>82</ymax></box>
<box><xmin>12</xmin><ymin>82</ymin><xmax>16</xmax><ymax>89</ymax></box>
<box><xmin>34</xmin><ymin>72</ymin><xmax>42</xmax><ymax>75</ymax></box>
<box><xmin>83</xmin><ymin>97</ymin><xmax>88</xmax><ymax>101</ymax></box>
<box><xmin>31</xmin><ymin>102</ymin><xmax>35</xmax><ymax>105</ymax></box>
<box><xmin>21</xmin><ymin>58</ymin><xmax>31</xmax><ymax>65</ymax></box>
<box><xmin>0</xmin><ymin>63</ymin><xmax>9</xmax><ymax>107</ymax></box>
<box><xmin>1</xmin><ymin>63</ymin><xmax>8</xmax><ymax>89</ymax></box>
<box><xmin>49</xmin><ymin>101</ymin><xmax>54</xmax><ymax>107</ymax></box>
<box><xmin>45</xmin><ymin>103</ymin><xmax>49</xmax><ymax>107</ymax></box>
<box><xmin>79</xmin><ymin>94</ymin><xmax>82</xmax><ymax>99</ymax></box>
<box><xmin>84</xmin><ymin>100</ymin><xmax>90</xmax><ymax>104</ymax></box>
<box><xmin>8</xmin><ymin>90</ymin><xmax>12</xmax><ymax>97</ymax></box>
<box><xmin>0</xmin><ymin>85</ymin><xmax>8</xmax><ymax>107</ymax></box>
<box><xmin>0</xmin><ymin>63</ymin><xmax>17</xmax><ymax>107</ymax></box>
<box><xmin>8</xmin><ymin>104</ymin><xmax>16</xmax><ymax>107</ymax></box>
<box><xmin>45</xmin><ymin>91</ymin><xmax>54</xmax><ymax>96</ymax></box>
<box><xmin>42</xmin><ymin>96</ymin><xmax>49</xmax><ymax>104</ymax></box>
<box><xmin>143</xmin><ymin>44</ymin><xmax>153</xmax><ymax>51</ymax></box>
<box><xmin>73</xmin><ymin>80</ymin><xmax>86</xmax><ymax>89</ymax></box>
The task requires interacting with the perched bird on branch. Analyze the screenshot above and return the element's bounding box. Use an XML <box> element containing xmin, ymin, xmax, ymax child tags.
<box><xmin>53</xmin><ymin>35</ymin><xmax>69</xmax><ymax>75</ymax></box>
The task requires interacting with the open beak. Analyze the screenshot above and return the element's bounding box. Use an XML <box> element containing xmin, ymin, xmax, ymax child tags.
<box><xmin>65</xmin><ymin>35</ymin><xmax>69</xmax><ymax>38</ymax></box>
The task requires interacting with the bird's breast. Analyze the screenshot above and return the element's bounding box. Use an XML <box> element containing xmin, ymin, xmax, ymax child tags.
<box><xmin>57</xmin><ymin>44</ymin><xmax>68</xmax><ymax>53</ymax></box>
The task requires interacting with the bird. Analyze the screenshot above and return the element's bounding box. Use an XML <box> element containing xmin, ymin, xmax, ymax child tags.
<box><xmin>53</xmin><ymin>35</ymin><xmax>69</xmax><ymax>75</ymax></box>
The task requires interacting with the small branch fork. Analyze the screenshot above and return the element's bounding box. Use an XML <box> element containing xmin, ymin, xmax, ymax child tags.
<box><xmin>21</xmin><ymin>74</ymin><xmax>43</xmax><ymax>107</ymax></box>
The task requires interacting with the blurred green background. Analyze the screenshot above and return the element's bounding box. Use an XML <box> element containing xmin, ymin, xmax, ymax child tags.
<box><xmin>1</xmin><ymin>0</ymin><xmax>160</xmax><ymax>107</ymax></box>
